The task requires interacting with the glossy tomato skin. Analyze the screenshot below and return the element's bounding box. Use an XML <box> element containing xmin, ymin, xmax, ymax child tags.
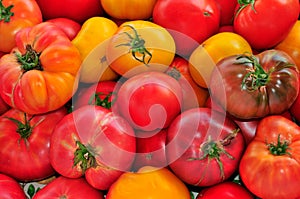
<box><xmin>0</xmin><ymin>22</ymin><xmax>82</xmax><ymax>115</ymax></box>
<box><xmin>0</xmin><ymin>173</ymin><xmax>27</xmax><ymax>199</ymax></box>
<box><xmin>153</xmin><ymin>0</ymin><xmax>220</xmax><ymax>57</ymax></box>
<box><xmin>50</xmin><ymin>105</ymin><xmax>136</xmax><ymax>190</ymax></box>
<box><xmin>167</xmin><ymin>107</ymin><xmax>245</xmax><ymax>187</ymax></box>
<box><xmin>0</xmin><ymin>0</ymin><xmax>42</xmax><ymax>53</ymax></box>
<box><xmin>32</xmin><ymin>176</ymin><xmax>104</xmax><ymax>199</ymax></box>
<box><xmin>233</xmin><ymin>0</ymin><xmax>299</xmax><ymax>50</ymax></box>
<box><xmin>115</xmin><ymin>71</ymin><xmax>183</xmax><ymax>131</ymax></box>
<box><xmin>290</xmin><ymin>75</ymin><xmax>300</xmax><ymax>122</ymax></box>
<box><xmin>46</xmin><ymin>18</ymin><xmax>81</xmax><ymax>40</ymax></box>
<box><xmin>209</xmin><ymin>49</ymin><xmax>299</xmax><ymax>119</ymax></box>
<box><xmin>0</xmin><ymin>107</ymin><xmax>67</xmax><ymax>181</ymax></box>
<box><xmin>239</xmin><ymin>115</ymin><xmax>300</xmax><ymax>199</ymax></box>
<box><xmin>35</xmin><ymin>0</ymin><xmax>104</xmax><ymax>24</ymax></box>
<box><xmin>214</xmin><ymin>0</ymin><xmax>238</xmax><ymax>26</ymax></box>
<box><xmin>0</xmin><ymin>95</ymin><xmax>10</xmax><ymax>115</ymax></box>
<box><xmin>196</xmin><ymin>181</ymin><xmax>254</xmax><ymax>199</ymax></box>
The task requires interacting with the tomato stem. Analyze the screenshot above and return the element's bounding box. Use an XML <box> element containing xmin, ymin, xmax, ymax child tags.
<box><xmin>89</xmin><ymin>92</ymin><xmax>115</xmax><ymax>109</ymax></box>
<box><xmin>73</xmin><ymin>141</ymin><xmax>96</xmax><ymax>173</ymax></box>
<box><xmin>5</xmin><ymin>113</ymin><xmax>34</xmax><ymax>140</ymax></box>
<box><xmin>115</xmin><ymin>25</ymin><xmax>152</xmax><ymax>65</ymax></box>
<box><xmin>15</xmin><ymin>45</ymin><xmax>42</xmax><ymax>72</ymax></box>
<box><xmin>0</xmin><ymin>0</ymin><xmax>14</xmax><ymax>23</ymax></box>
<box><xmin>267</xmin><ymin>134</ymin><xmax>291</xmax><ymax>156</ymax></box>
<box><xmin>235</xmin><ymin>0</ymin><xmax>256</xmax><ymax>17</ymax></box>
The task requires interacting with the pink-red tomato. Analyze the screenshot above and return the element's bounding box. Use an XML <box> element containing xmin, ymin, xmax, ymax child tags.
<box><xmin>46</xmin><ymin>18</ymin><xmax>81</xmax><ymax>40</ymax></box>
<box><xmin>0</xmin><ymin>173</ymin><xmax>27</xmax><ymax>199</ymax></box>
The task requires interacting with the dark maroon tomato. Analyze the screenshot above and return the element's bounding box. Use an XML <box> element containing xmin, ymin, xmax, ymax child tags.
<box><xmin>209</xmin><ymin>49</ymin><xmax>299</xmax><ymax>120</ymax></box>
<box><xmin>290</xmin><ymin>75</ymin><xmax>300</xmax><ymax>122</ymax></box>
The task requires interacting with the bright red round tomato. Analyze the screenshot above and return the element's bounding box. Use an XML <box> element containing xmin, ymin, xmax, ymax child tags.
<box><xmin>239</xmin><ymin>115</ymin><xmax>300</xmax><ymax>199</ymax></box>
<box><xmin>233</xmin><ymin>0</ymin><xmax>299</xmax><ymax>50</ymax></box>
<box><xmin>50</xmin><ymin>105</ymin><xmax>136</xmax><ymax>190</ymax></box>
<box><xmin>46</xmin><ymin>18</ymin><xmax>81</xmax><ymax>40</ymax></box>
<box><xmin>35</xmin><ymin>0</ymin><xmax>104</xmax><ymax>24</ymax></box>
<box><xmin>115</xmin><ymin>71</ymin><xmax>183</xmax><ymax>131</ymax></box>
<box><xmin>32</xmin><ymin>176</ymin><xmax>104</xmax><ymax>199</ymax></box>
<box><xmin>0</xmin><ymin>173</ymin><xmax>27</xmax><ymax>199</ymax></box>
<box><xmin>167</xmin><ymin>107</ymin><xmax>245</xmax><ymax>187</ymax></box>
<box><xmin>0</xmin><ymin>107</ymin><xmax>67</xmax><ymax>181</ymax></box>
<box><xmin>196</xmin><ymin>181</ymin><xmax>254</xmax><ymax>199</ymax></box>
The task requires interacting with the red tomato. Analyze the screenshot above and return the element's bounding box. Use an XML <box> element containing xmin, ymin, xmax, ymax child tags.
<box><xmin>152</xmin><ymin>0</ymin><xmax>220</xmax><ymax>57</ymax></box>
<box><xmin>0</xmin><ymin>95</ymin><xmax>10</xmax><ymax>115</ymax></box>
<box><xmin>46</xmin><ymin>18</ymin><xmax>81</xmax><ymax>40</ymax></box>
<box><xmin>115</xmin><ymin>71</ymin><xmax>183</xmax><ymax>131</ymax></box>
<box><xmin>0</xmin><ymin>22</ymin><xmax>82</xmax><ymax>115</ymax></box>
<box><xmin>50</xmin><ymin>105</ymin><xmax>136</xmax><ymax>190</ymax></box>
<box><xmin>0</xmin><ymin>173</ymin><xmax>27</xmax><ymax>199</ymax></box>
<box><xmin>233</xmin><ymin>0</ymin><xmax>299</xmax><ymax>50</ymax></box>
<box><xmin>214</xmin><ymin>0</ymin><xmax>238</xmax><ymax>25</ymax></box>
<box><xmin>0</xmin><ymin>108</ymin><xmax>67</xmax><ymax>181</ymax></box>
<box><xmin>196</xmin><ymin>181</ymin><xmax>254</xmax><ymax>199</ymax></box>
<box><xmin>0</xmin><ymin>0</ymin><xmax>42</xmax><ymax>53</ymax></box>
<box><xmin>32</xmin><ymin>176</ymin><xmax>104</xmax><ymax>199</ymax></box>
<box><xmin>167</xmin><ymin>107</ymin><xmax>245</xmax><ymax>187</ymax></box>
<box><xmin>239</xmin><ymin>115</ymin><xmax>300</xmax><ymax>199</ymax></box>
<box><xmin>209</xmin><ymin>50</ymin><xmax>299</xmax><ymax>119</ymax></box>
<box><xmin>35</xmin><ymin>0</ymin><xmax>104</xmax><ymax>24</ymax></box>
<box><xmin>0</xmin><ymin>51</ymin><xmax>5</xmax><ymax>58</ymax></box>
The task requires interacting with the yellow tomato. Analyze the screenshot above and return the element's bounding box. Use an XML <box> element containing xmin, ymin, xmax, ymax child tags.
<box><xmin>72</xmin><ymin>17</ymin><xmax>119</xmax><ymax>83</ymax></box>
<box><xmin>106</xmin><ymin>20</ymin><xmax>176</xmax><ymax>78</ymax></box>
<box><xmin>100</xmin><ymin>0</ymin><xmax>157</xmax><ymax>20</ymax></box>
<box><xmin>106</xmin><ymin>167</ymin><xmax>191</xmax><ymax>199</ymax></box>
<box><xmin>189</xmin><ymin>32</ymin><xmax>252</xmax><ymax>88</ymax></box>
<box><xmin>275</xmin><ymin>20</ymin><xmax>300</xmax><ymax>70</ymax></box>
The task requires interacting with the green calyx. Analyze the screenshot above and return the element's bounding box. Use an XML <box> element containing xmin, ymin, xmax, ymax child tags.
<box><xmin>15</xmin><ymin>45</ymin><xmax>42</xmax><ymax>72</ymax></box>
<box><xmin>73</xmin><ymin>141</ymin><xmax>96</xmax><ymax>173</ymax></box>
<box><xmin>267</xmin><ymin>135</ymin><xmax>291</xmax><ymax>156</ymax></box>
<box><xmin>0</xmin><ymin>0</ymin><xmax>14</xmax><ymax>23</ymax></box>
<box><xmin>5</xmin><ymin>114</ymin><xmax>34</xmax><ymax>140</ymax></box>
<box><xmin>89</xmin><ymin>92</ymin><xmax>115</xmax><ymax>109</ymax></box>
<box><xmin>116</xmin><ymin>24</ymin><xmax>152</xmax><ymax>65</ymax></box>
<box><xmin>235</xmin><ymin>0</ymin><xmax>256</xmax><ymax>17</ymax></box>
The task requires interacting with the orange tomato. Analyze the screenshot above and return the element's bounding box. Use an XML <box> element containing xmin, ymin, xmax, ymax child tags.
<box><xmin>275</xmin><ymin>20</ymin><xmax>300</xmax><ymax>70</ymax></box>
<box><xmin>106</xmin><ymin>166</ymin><xmax>191</xmax><ymax>199</ymax></box>
<box><xmin>189</xmin><ymin>32</ymin><xmax>252</xmax><ymax>88</ymax></box>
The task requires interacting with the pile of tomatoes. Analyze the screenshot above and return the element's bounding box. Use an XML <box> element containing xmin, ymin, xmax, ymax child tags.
<box><xmin>0</xmin><ymin>0</ymin><xmax>300</xmax><ymax>198</ymax></box>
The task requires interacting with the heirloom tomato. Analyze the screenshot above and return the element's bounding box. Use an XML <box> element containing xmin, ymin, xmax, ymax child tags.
<box><xmin>50</xmin><ymin>105</ymin><xmax>136</xmax><ymax>190</ymax></box>
<box><xmin>32</xmin><ymin>176</ymin><xmax>104</xmax><ymax>199</ymax></box>
<box><xmin>209</xmin><ymin>50</ymin><xmax>299</xmax><ymax>119</ymax></box>
<box><xmin>239</xmin><ymin>115</ymin><xmax>300</xmax><ymax>199</ymax></box>
<box><xmin>46</xmin><ymin>17</ymin><xmax>81</xmax><ymax>40</ymax></box>
<box><xmin>152</xmin><ymin>0</ymin><xmax>220</xmax><ymax>57</ymax></box>
<box><xmin>290</xmin><ymin>75</ymin><xmax>300</xmax><ymax>123</ymax></box>
<box><xmin>115</xmin><ymin>71</ymin><xmax>182</xmax><ymax>131</ymax></box>
<box><xmin>233</xmin><ymin>0</ymin><xmax>299</xmax><ymax>50</ymax></box>
<box><xmin>0</xmin><ymin>107</ymin><xmax>67</xmax><ymax>181</ymax></box>
<box><xmin>0</xmin><ymin>95</ymin><xmax>10</xmax><ymax>115</ymax></box>
<box><xmin>100</xmin><ymin>0</ymin><xmax>157</xmax><ymax>20</ymax></box>
<box><xmin>106</xmin><ymin>166</ymin><xmax>191</xmax><ymax>199</ymax></box>
<box><xmin>214</xmin><ymin>0</ymin><xmax>238</xmax><ymax>26</ymax></box>
<box><xmin>189</xmin><ymin>32</ymin><xmax>252</xmax><ymax>88</ymax></box>
<box><xmin>0</xmin><ymin>173</ymin><xmax>26</xmax><ymax>199</ymax></box>
<box><xmin>0</xmin><ymin>22</ymin><xmax>82</xmax><ymax>115</ymax></box>
<box><xmin>167</xmin><ymin>107</ymin><xmax>245</xmax><ymax>187</ymax></box>
<box><xmin>106</xmin><ymin>20</ymin><xmax>176</xmax><ymax>78</ymax></box>
<box><xmin>0</xmin><ymin>0</ymin><xmax>42</xmax><ymax>53</ymax></box>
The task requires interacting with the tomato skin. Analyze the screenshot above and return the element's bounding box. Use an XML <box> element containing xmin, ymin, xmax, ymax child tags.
<box><xmin>0</xmin><ymin>173</ymin><xmax>27</xmax><ymax>199</ymax></box>
<box><xmin>239</xmin><ymin>115</ymin><xmax>300</xmax><ymax>199</ymax></box>
<box><xmin>167</xmin><ymin>107</ymin><xmax>245</xmax><ymax>187</ymax></box>
<box><xmin>32</xmin><ymin>176</ymin><xmax>104</xmax><ymax>199</ymax></box>
<box><xmin>0</xmin><ymin>22</ymin><xmax>82</xmax><ymax>115</ymax></box>
<box><xmin>209</xmin><ymin>49</ymin><xmax>299</xmax><ymax>119</ymax></box>
<box><xmin>0</xmin><ymin>0</ymin><xmax>42</xmax><ymax>53</ymax></box>
<box><xmin>153</xmin><ymin>0</ymin><xmax>220</xmax><ymax>57</ymax></box>
<box><xmin>0</xmin><ymin>95</ymin><xmax>10</xmax><ymax>115</ymax></box>
<box><xmin>290</xmin><ymin>75</ymin><xmax>300</xmax><ymax>123</ymax></box>
<box><xmin>233</xmin><ymin>0</ymin><xmax>299</xmax><ymax>50</ymax></box>
<box><xmin>46</xmin><ymin>18</ymin><xmax>81</xmax><ymax>40</ymax></box>
<box><xmin>0</xmin><ymin>107</ymin><xmax>67</xmax><ymax>181</ymax></box>
<box><xmin>214</xmin><ymin>0</ymin><xmax>238</xmax><ymax>25</ymax></box>
<box><xmin>196</xmin><ymin>181</ymin><xmax>254</xmax><ymax>199</ymax></box>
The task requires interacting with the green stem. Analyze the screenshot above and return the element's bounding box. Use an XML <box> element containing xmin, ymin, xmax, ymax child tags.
<box><xmin>89</xmin><ymin>92</ymin><xmax>115</xmax><ymax>109</ymax></box>
<box><xmin>5</xmin><ymin>113</ymin><xmax>33</xmax><ymax>139</ymax></box>
<box><xmin>235</xmin><ymin>0</ymin><xmax>256</xmax><ymax>17</ymax></box>
<box><xmin>0</xmin><ymin>0</ymin><xmax>14</xmax><ymax>22</ymax></box>
<box><xmin>15</xmin><ymin>45</ymin><xmax>42</xmax><ymax>72</ymax></box>
<box><xmin>267</xmin><ymin>134</ymin><xmax>291</xmax><ymax>156</ymax></box>
<box><xmin>73</xmin><ymin>141</ymin><xmax>96</xmax><ymax>172</ymax></box>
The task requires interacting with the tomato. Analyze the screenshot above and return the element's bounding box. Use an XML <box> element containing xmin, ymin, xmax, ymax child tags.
<box><xmin>0</xmin><ymin>173</ymin><xmax>27</xmax><ymax>198</ymax></box>
<box><xmin>46</xmin><ymin>18</ymin><xmax>81</xmax><ymax>40</ymax></box>
<box><xmin>233</xmin><ymin>0</ymin><xmax>299</xmax><ymax>50</ymax></box>
<box><xmin>0</xmin><ymin>22</ymin><xmax>82</xmax><ymax>115</ymax></box>
<box><xmin>50</xmin><ymin>105</ymin><xmax>136</xmax><ymax>190</ymax></box>
<box><xmin>115</xmin><ymin>71</ymin><xmax>182</xmax><ymax>131</ymax></box>
<box><xmin>100</xmin><ymin>0</ymin><xmax>157</xmax><ymax>20</ymax></box>
<box><xmin>209</xmin><ymin>50</ymin><xmax>299</xmax><ymax>119</ymax></box>
<box><xmin>196</xmin><ymin>181</ymin><xmax>254</xmax><ymax>199</ymax></box>
<box><xmin>0</xmin><ymin>107</ymin><xmax>67</xmax><ymax>181</ymax></box>
<box><xmin>152</xmin><ymin>0</ymin><xmax>220</xmax><ymax>57</ymax></box>
<box><xmin>32</xmin><ymin>176</ymin><xmax>104</xmax><ymax>199</ymax></box>
<box><xmin>239</xmin><ymin>115</ymin><xmax>300</xmax><ymax>199</ymax></box>
<box><xmin>214</xmin><ymin>0</ymin><xmax>238</xmax><ymax>26</ymax></box>
<box><xmin>35</xmin><ymin>0</ymin><xmax>104</xmax><ymax>24</ymax></box>
<box><xmin>0</xmin><ymin>95</ymin><xmax>10</xmax><ymax>115</ymax></box>
<box><xmin>166</xmin><ymin>57</ymin><xmax>209</xmax><ymax>111</ymax></box>
<box><xmin>290</xmin><ymin>75</ymin><xmax>300</xmax><ymax>122</ymax></box>
<box><xmin>189</xmin><ymin>32</ymin><xmax>252</xmax><ymax>88</ymax></box>
<box><xmin>106</xmin><ymin>20</ymin><xmax>176</xmax><ymax>78</ymax></box>
<box><xmin>0</xmin><ymin>0</ymin><xmax>42</xmax><ymax>53</ymax></box>
<box><xmin>167</xmin><ymin>107</ymin><xmax>245</xmax><ymax>187</ymax></box>
<box><xmin>106</xmin><ymin>166</ymin><xmax>191</xmax><ymax>199</ymax></box>
<box><xmin>275</xmin><ymin>20</ymin><xmax>300</xmax><ymax>70</ymax></box>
